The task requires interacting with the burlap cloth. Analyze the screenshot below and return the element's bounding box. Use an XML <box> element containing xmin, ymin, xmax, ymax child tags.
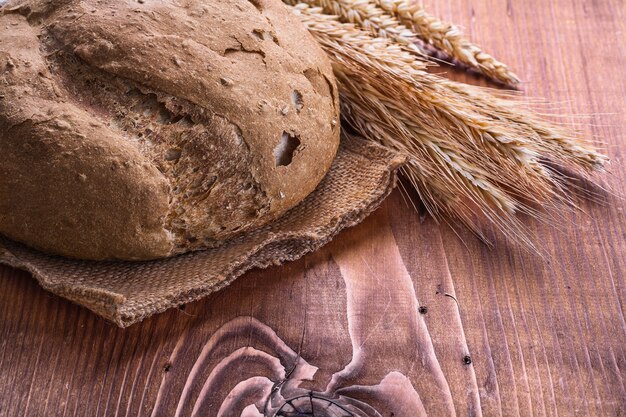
<box><xmin>0</xmin><ymin>135</ymin><xmax>405</xmax><ymax>327</ymax></box>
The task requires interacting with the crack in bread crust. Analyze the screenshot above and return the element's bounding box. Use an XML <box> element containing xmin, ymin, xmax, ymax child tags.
<box><xmin>43</xmin><ymin>39</ymin><xmax>273</xmax><ymax>253</ymax></box>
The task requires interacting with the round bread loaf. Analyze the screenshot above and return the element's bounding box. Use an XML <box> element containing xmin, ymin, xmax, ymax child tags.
<box><xmin>0</xmin><ymin>0</ymin><xmax>340</xmax><ymax>260</ymax></box>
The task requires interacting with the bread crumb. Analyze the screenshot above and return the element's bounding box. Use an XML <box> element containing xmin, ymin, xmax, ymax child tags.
<box><xmin>54</xmin><ymin>119</ymin><xmax>72</xmax><ymax>130</ymax></box>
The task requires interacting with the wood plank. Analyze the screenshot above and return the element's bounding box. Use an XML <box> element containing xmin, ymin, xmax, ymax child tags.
<box><xmin>1</xmin><ymin>0</ymin><xmax>625</xmax><ymax>415</ymax></box>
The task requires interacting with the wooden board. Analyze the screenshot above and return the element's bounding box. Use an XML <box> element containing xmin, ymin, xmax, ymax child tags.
<box><xmin>1</xmin><ymin>0</ymin><xmax>625</xmax><ymax>415</ymax></box>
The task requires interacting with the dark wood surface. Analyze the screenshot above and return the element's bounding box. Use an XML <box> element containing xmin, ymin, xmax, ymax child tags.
<box><xmin>1</xmin><ymin>0</ymin><xmax>625</xmax><ymax>415</ymax></box>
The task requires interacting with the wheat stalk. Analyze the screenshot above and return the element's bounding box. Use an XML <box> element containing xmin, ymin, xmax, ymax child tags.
<box><xmin>290</xmin><ymin>4</ymin><xmax>606</xmax><ymax>244</ymax></box>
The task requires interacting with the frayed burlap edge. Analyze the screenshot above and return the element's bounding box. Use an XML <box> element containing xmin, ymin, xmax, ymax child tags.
<box><xmin>0</xmin><ymin>135</ymin><xmax>406</xmax><ymax>327</ymax></box>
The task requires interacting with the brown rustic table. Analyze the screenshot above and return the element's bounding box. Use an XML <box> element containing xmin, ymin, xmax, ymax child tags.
<box><xmin>1</xmin><ymin>0</ymin><xmax>625</xmax><ymax>415</ymax></box>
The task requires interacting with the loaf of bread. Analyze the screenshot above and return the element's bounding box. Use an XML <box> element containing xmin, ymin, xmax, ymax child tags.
<box><xmin>0</xmin><ymin>0</ymin><xmax>340</xmax><ymax>260</ymax></box>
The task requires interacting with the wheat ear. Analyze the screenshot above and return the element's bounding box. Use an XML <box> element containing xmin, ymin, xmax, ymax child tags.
<box><xmin>290</xmin><ymin>4</ymin><xmax>606</xmax><ymax>244</ymax></box>
<box><xmin>283</xmin><ymin>0</ymin><xmax>518</xmax><ymax>85</ymax></box>
<box><xmin>374</xmin><ymin>0</ymin><xmax>520</xmax><ymax>85</ymax></box>
<box><xmin>283</xmin><ymin>0</ymin><xmax>428</xmax><ymax>56</ymax></box>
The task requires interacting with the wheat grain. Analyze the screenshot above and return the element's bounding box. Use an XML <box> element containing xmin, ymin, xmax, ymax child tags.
<box><xmin>290</xmin><ymin>4</ymin><xmax>606</xmax><ymax>244</ymax></box>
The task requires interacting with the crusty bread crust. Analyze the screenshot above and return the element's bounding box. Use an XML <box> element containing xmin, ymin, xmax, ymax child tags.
<box><xmin>0</xmin><ymin>0</ymin><xmax>340</xmax><ymax>260</ymax></box>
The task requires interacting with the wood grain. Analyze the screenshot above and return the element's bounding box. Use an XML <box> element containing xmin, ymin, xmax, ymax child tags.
<box><xmin>1</xmin><ymin>0</ymin><xmax>625</xmax><ymax>415</ymax></box>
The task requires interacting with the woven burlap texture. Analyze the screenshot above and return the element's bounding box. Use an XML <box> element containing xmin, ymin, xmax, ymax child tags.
<box><xmin>0</xmin><ymin>135</ymin><xmax>405</xmax><ymax>327</ymax></box>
